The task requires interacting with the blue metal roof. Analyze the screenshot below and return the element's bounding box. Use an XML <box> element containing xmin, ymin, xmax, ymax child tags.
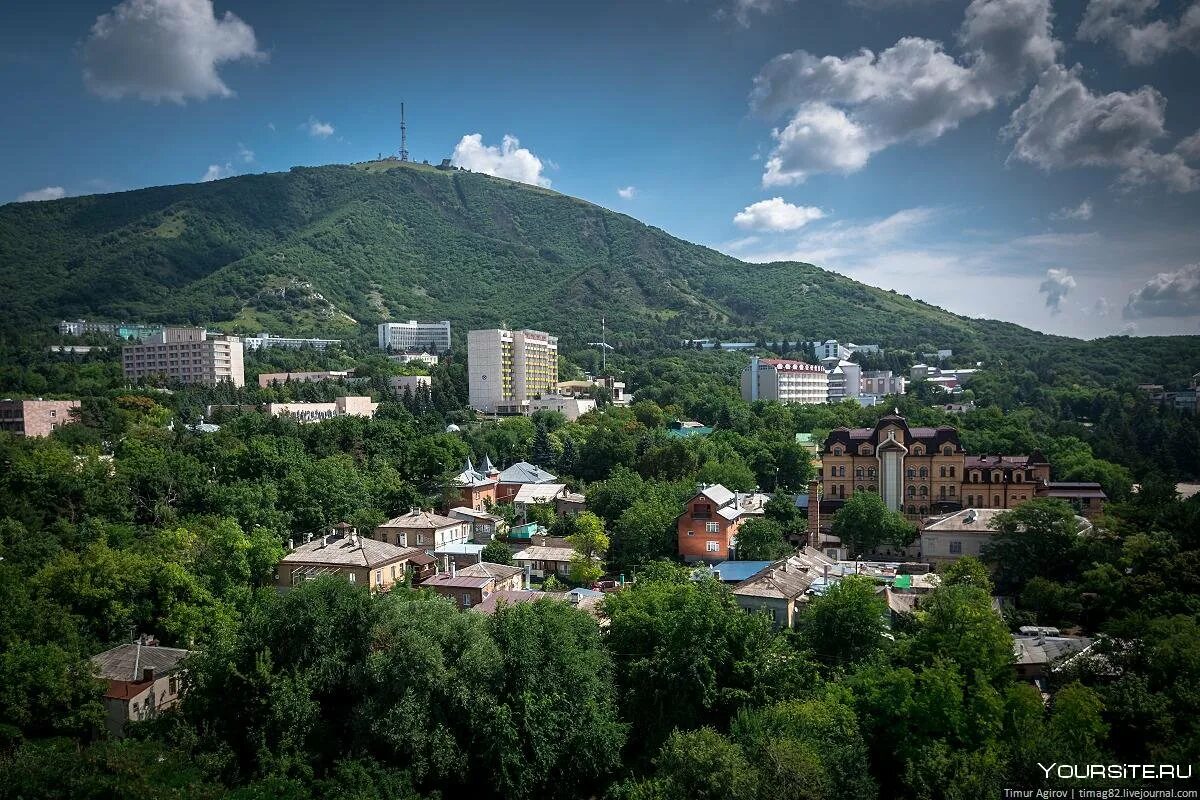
<box><xmin>712</xmin><ymin>561</ymin><xmax>773</xmax><ymax>582</ymax></box>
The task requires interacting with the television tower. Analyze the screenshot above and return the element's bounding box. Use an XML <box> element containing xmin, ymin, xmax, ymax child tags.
<box><xmin>399</xmin><ymin>102</ymin><xmax>410</xmax><ymax>162</ymax></box>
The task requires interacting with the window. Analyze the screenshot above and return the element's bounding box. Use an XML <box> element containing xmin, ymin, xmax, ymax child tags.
<box><xmin>706</xmin><ymin>540</ymin><xmax>720</xmax><ymax>552</ymax></box>
<box><xmin>939</xmin><ymin>486</ymin><xmax>946</xmax><ymax>499</ymax></box>
<box><xmin>462</xmin><ymin>593</ymin><xmax>473</xmax><ymax>607</ymax></box>
<box><xmin>943</xmin><ymin>445</ymin><xmax>954</xmax><ymax>456</ymax></box>
<box><xmin>940</xmin><ymin>466</ymin><xmax>946</xmax><ymax>478</ymax></box>
<box><xmin>391</xmin><ymin>565</ymin><xmax>397</xmax><ymax>581</ymax></box>
<box><xmin>992</xmin><ymin>473</ymin><xmax>1001</xmax><ymax>483</ymax></box>
<box><xmin>705</xmin><ymin>521</ymin><xmax>720</xmax><ymax>533</ymax></box>
<box><xmin>949</xmin><ymin>541</ymin><xmax>962</xmax><ymax>555</ymax></box>
<box><xmin>949</xmin><ymin>466</ymin><xmax>956</xmax><ymax>478</ymax></box>
<box><xmin>949</xmin><ymin>486</ymin><xmax>955</xmax><ymax>496</ymax></box>
<box><xmin>908</xmin><ymin>485</ymin><xmax>916</xmax><ymax>497</ymax></box>
<box><xmin>348</xmin><ymin>573</ymin><xmax>356</xmax><ymax>584</ymax></box>
<box><xmin>994</xmin><ymin>495</ymin><xmax>1001</xmax><ymax>506</ymax></box>
<box><xmin>920</xmin><ymin>505</ymin><xmax>927</xmax><ymax>514</ymax></box>
<box><xmin>907</xmin><ymin>467</ymin><xmax>915</xmax><ymax>478</ymax></box>
<box><xmin>919</xmin><ymin>467</ymin><xmax>928</xmax><ymax>478</ymax></box>
<box><xmin>855</xmin><ymin>467</ymin><xmax>864</xmax><ymax>478</ymax></box>
<box><xmin>375</xmin><ymin>570</ymin><xmax>382</xmax><ymax>587</ymax></box>
<box><xmin>919</xmin><ymin>485</ymin><xmax>928</xmax><ymax>497</ymax></box>
<box><xmin>913</xmin><ymin>445</ymin><xmax>925</xmax><ymax>456</ymax></box>
<box><xmin>1014</xmin><ymin>473</ymin><xmax>1023</xmax><ymax>483</ymax></box>
<box><xmin>832</xmin><ymin>446</ymin><xmax>844</xmax><ymax>456</ymax></box>
<box><xmin>971</xmin><ymin>471</ymin><xmax>981</xmax><ymax>483</ymax></box>
<box><xmin>416</xmin><ymin>534</ymin><xmax>425</xmax><ymax>545</ymax></box>
<box><xmin>687</xmin><ymin>530</ymin><xmax>694</xmax><ymax>537</ymax></box>
<box><xmin>867</xmin><ymin>467</ymin><xmax>876</xmax><ymax>477</ymax></box>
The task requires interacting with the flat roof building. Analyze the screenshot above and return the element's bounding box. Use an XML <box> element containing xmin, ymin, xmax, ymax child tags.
<box><xmin>242</xmin><ymin>333</ymin><xmax>341</xmax><ymax>351</ymax></box>
<box><xmin>0</xmin><ymin>398</ymin><xmax>80</xmax><ymax>437</ymax></box>
<box><xmin>122</xmin><ymin>327</ymin><xmax>244</xmax><ymax>387</ymax></box>
<box><xmin>741</xmin><ymin>358</ymin><xmax>828</xmax><ymax>405</ymax></box>
<box><xmin>378</xmin><ymin>320</ymin><xmax>452</xmax><ymax>353</ymax></box>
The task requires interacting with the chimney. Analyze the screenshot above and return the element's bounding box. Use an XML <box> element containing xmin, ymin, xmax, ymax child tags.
<box><xmin>807</xmin><ymin>480</ymin><xmax>821</xmax><ymax>545</ymax></box>
<box><xmin>524</xmin><ymin>563</ymin><xmax>532</xmax><ymax>590</ymax></box>
<box><xmin>287</xmin><ymin>538</ymin><xmax>294</xmax><ymax>551</ymax></box>
<box><xmin>142</xmin><ymin>667</ymin><xmax>155</xmax><ymax>683</ymax></box>
<box><xmin>320</xmin><ymin>535</ymin><xmax>328</xmax><ymax>548</ymax></box>
<box><xmin>442</xmin><ymin>555</ymin><xmax>450</xmax><ymax>574</ymax></box>
<box><xmin>450</xmin><ymin>562</ymin><xmax>457</xmax><ymax>578</ymax></box>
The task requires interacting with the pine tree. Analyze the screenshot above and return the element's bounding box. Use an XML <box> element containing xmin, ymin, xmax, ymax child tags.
<box><xmin>531</xmin><ymin>422</ymin><xmax>555</xmax><ymax>467</ymax></box>
<box><xmin>559</xmin><ymin>436</ymin><xmax>579</xmax><ymax>475</ymax></box>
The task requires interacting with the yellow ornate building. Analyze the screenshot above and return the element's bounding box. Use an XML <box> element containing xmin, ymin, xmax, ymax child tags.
<box><xmin>818</xmin><ymin>412</ymin><xmax>1061</xmax><ymax>519</ymax></box>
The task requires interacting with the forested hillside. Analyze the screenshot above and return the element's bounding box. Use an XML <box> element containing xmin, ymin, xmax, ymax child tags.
<box><xmin>3</xmin><ymin>161</ymin><xmax>1198</xmax><ymax>387</ymax></box>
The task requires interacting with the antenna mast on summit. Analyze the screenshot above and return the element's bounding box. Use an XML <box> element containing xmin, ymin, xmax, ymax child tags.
<box><xmin>399</xmin><ymin>102</ymin><xmax>410</xmax><ymax>162</ymax></box>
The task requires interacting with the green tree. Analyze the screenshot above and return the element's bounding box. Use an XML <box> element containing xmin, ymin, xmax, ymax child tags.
<box><xmin>646</xmin><ymin>727</ymin><xmax>758</xmax><ymax>800</ymax></box>
<box><xmin>830</xmin><ymin>491</ymin><xmax>915</xmax><ymax>557</ymax></box>
<box><xmin>481</xmin><ymin>540</ymin><xmax>514</xmax><ymax>566</ymax></box>
<box><xmin>940</xmin><ymin>555</ymin><xmax>993</xmax><ymax>593</ymax></box>
<box><xmin>531</xmin><ymin>422</ymin><xmax>556</xmax><ymax>467</ymax></box>
<box><xmin>798</xmin><ymin>575</ymin><xmax>887</xmax><ymax>669</ymax></box>
<box><xmin>566</xmin><ymin>511</ymin><xmax>608</xmax><ymax>585</ymax></box>
<box><xmin>982</xmin><ymin>499</ymin><xmax>1082</xmax><ymax>593</ymax></box>
<box><xmin>735</xmin><ymin>518</ymin><xmax>790</xmax><ymax>561</ymax></box>
<box><xmin>907</xmin><ymin>584</ymin><xmax>1014</xmax><ymax>682</ymax></box>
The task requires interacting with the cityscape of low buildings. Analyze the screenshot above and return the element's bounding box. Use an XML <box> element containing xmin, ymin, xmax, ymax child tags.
<box><xmin>495</xmin><ymin>460</ymin><xmax>558</xmax><ymax>504</ymax></box>
<box><xmin>450</xmin><ymin>456</ymin><xmax>499</xmax><ymax>511</ymax></box>
<box><xmin>242</xmin><ymin>332</ymin><xmax>342</xmax><ymax>351</ymax></box>
<box><xmin>812</xmin><ymin>339</ymin><xmax>880</xmax><ymax>361</ymax></box>
<box><xmin>0</xmin><ymin>398</ymin><xmax>80</xmax><ymax>437</ymax></box>
<box><xmin>526</xmin><ymin>394</ymin><xmax>596</xmax><ymax>421</ymax></box>
<box><xmin>59</xmin><ymin>319</ymin><xmax>163</xmax><ymax>340</ymax></box>
<box><xmin>557</xmin><ymin>376</ymin><xmax>630</xmax><ymax>406</ymax></box>
<box><xmin>741</xmin><ymin>357</ymin><xmax>905</xmax><ymax>406</ymax></box>
<box><xmin>467</xmin><ymin>328</ymin><xmax>559</xmax><ymax>414</ymax></box>
<box><xmin>730</xmin><ymin>548</ymin><xmax>839</xmax><ymax>628</ymax></box>
<box><xmin>378</xmin><ymin>320</ymin><xmax>452</xmax><ymax>353</ymax></box>
<box><xmin>676</xmin><ymin>484</ymin><xmax>771</xmax><ymax>564</ymax></box>
<box><xmin>420</xmin><ymin>561</ymin><xmax>526</xmax><ymax>609</ymax></box>
<box><xmin>390</xmin><ymin>375</ymin><xmax>432</xmax><ymax>395</ymax></box>
<box><xmin>122</xmin><ymin>327</ymin><xmax>245</xmax><ymax>387</ymax></box>
<box><xmin>1138</xmin><ymin>378</ymin><xmax>1200</xmax><ymax>414</ymax></box>
<box><xmin>264</xmin><ymin>396</ymin><xmax>377</xmax><ymax>422</ymax></box>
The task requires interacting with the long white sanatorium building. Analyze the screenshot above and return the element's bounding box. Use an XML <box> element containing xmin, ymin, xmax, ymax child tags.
<box><xmin>742</xmin><ymin>358</ymin><xmax>829</xmax><ymax>405</ymax></box>
<box><xmin>122</xmin><ymin>327</ymin><xmax>245</xmax><ymax>387</ymax></box>
<box><xmin>377</xmin><ymin>321</ymin><xmax>452</xmax><ymax>353</ymax></box>
<box><xmin>468</xmin><ymin>328</ymin><xmax>559</xmax><ymax>414</ymax></box>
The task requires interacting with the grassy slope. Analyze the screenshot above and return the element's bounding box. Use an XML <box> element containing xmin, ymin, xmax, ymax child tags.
<box><xmin>1</xmin><ymin>162</ymin><xmax>1197</xmax><ymax>385</ymax></box>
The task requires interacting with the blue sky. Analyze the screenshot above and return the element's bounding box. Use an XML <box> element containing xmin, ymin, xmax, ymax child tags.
<box><xmin>3</xmin><ymin>0</ymin><xmax>1199</xmax><ymax>339</ymax></box>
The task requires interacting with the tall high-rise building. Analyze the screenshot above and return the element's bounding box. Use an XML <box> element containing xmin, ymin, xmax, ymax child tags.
<box><xmin>468</xmin><ymin>328</ymin><xmax>559</xmax><ymax>414</ymax></box>
<box><xmin>122</xmin><ymin>327</ymin><xmax>244</xmax><ymax>387</ymax></box>
<box><xmin>377</xmin><ymin>321</ymin><xmax>452</xmax><ymax>353</ymax></box>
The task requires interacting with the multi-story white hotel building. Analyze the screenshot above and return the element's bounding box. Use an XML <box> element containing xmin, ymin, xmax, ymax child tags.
<box><xmin>741</xmin><ymin>357</ymin><xmax>828</xmax><ymax>405</ymax></box>
<box><xmin>377</xmin><ymin>320</ymin><xmax>452</xmax><ymax>353</ymax></box>
<box><xmin>122</xmin><ymin>328</ymin><xmax>245</xmax><ymax>387</ymax></box>
<box><xmin>468</xmin><ymin>328</ymin><xmax>559</xmax><ymax>414</ymax></box>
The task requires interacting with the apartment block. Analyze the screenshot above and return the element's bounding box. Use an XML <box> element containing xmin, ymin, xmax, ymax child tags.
<box><xmin>741</xmin><ymin>357</ymin><xmax>828</xmax><ymax>405</ymax></box>
<box><xmin>122</xmin><ymin>328</ymin><xmax>245</xmax><ymax>387</ymax></box>
<box><xmin>468</xmin><ymin>328</ymin><xmax>559</xmax><ymax>414</ymax></box>
<box><xmin>861</xmin><ymin>370</ymin><xmax>906</xmax><ymax>396</ymax></box>
<box><xmin>258</xmin><ymin>370</ymin><xmax>353</xmax><ymax>388</ymax></box>
<box><xmin>377</xmin><ymin>320</ymin><xmax>452</xmax><ymax>353</ymax></box>
<box><xmin>0</xmin><ymin>398</ymin><xmax>80</xmax><ymax>437</ymax></box>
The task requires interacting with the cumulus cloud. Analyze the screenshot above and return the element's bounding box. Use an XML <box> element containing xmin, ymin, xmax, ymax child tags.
<box><xmin>1123</xmin><ymin>263</ymin><xmax>1200</xmax><ymax>318</ymax></box>
<box><xmin>305</xmin><ymin>117</ymin><xmax>334</xmax><ymax>138</ymax></box>
<box><xmin>17</xmin><ymin>186</ymin><xmax>67</xmax><ymax>202</ymax></box>
<box><xmin>1051</xmin><ymin>198</ymin><xmax>1094</xmax><ymax>221</ymax></box>
<box><xmin>617</xmin><ymin>186</ymin><xmax>636</xmax><ymax>199</ymax></box>
<box><xmin>201</xmin><ymin>162</ymin><xmax>234</xmax><ymax>182</ymax></box>
<box><xmin>82</xmin><ymin>0</ymin><xmax>264</xmax><ymax>103</ymax></box>
<box><xmin>1077</xmin><ymin>0</ymin><xmax>1200</xmax><ymax>64</ymax></box>
<box><xmin>751</xmin><ymin>0</ymin><xmax>1057</xmax><ymax>185</ymax></box>
<box><xmin>1039</xmin><ymin>268</ymin><xmax>1077</xmax><ymax>313</ymax></box>
<box><xmin>733</xmin><ymin>197</ymin><xmax>827</xmax><ymax>231</ymax></box>
<box><xmin>450</xmin><ymin>134</ymin><xmax>551</xmax><ymax>187</ymax></box>
<box><xmin>717</xmin><ymin>0</ymin><xmax>796</xmax><ymax>26</ymax></box>
<box><xmin>237</xmin><ymin>142</ymin><xmax>254</xmax><ymax>163</ymax></box>
<box><xmin>1093</xmin><ymin>297</ymin><xmax>1112</xmax><ymax>315</ymax></box>
<box><xmin>1004</xmin><ymin>64</ymin><xmax>1199</xmax><ymax>192</ymax></box>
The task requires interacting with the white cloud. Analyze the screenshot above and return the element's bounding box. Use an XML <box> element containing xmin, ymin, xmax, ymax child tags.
<box><xmin>733</xmin><ymin>197</ymin><xmax>826</xmax><ymax>231</ymax></box>
<box><xmin>1004</xmin><ymin>64</ymin><xmax>1199</xmax><ymax>192</ymax></box>
<box><xmin>450</xmin><ymin>134</ymin><xmax>551</xmax><ymax>187</ymax></box>
<box><xmin>1077</xmin><ymin>0</ymin><xmax>1200</xmax><ymax>64</ymax></box>
<box><xmin>236</xmin><ymin>142</ymin><xmax>254</xmax><ymax>163</ymax></box>
<box><xmin>201</xmin><ymin>162</ymin><xmax>233</xmax><ymax>182</ymax></box>
<box><xmin>730</xmin><ymin>206</ymin><xmax>939</xmax><ymax>263</ymax></box>
<box><xmin>82</xmin><ymin>0</ymin><xmax>264</xmax><ymax>103</ymax></box>
<box><xmin>1051</xmin><ymin>198</ymin><xmax>1094</xmax><ymax>221</ymax></box>
<box><xmin>267</xmin><ymin>121</ymin><xmax>276</xmax><ymax>131</ymax></box>
<box><xmin>617</xmin><ymin>186</ymin><xmax>636</xmax><ymax>199</ymax></box>
<box><xmin>1124</xmin><ymin>263</ymin><xmax>1200</xmax><ymax>318</ymax></box>
<box><xmin>305</xmin><ymin>117</ymin><xmax>334</xmax><ymax>138</ymax></box>
<box><xmin>751</xmin><ymin>0</ymin><xmax>1057</xmax><ymax>184</ymax></box>
<box><xmin>1093</xmin><ymin>297</ymin><xmax>1112</xmax><ymax>315</ymax></box>
<box><xmin>1038</xmin><ymin>268</ymin><xmax>1077</xmax><ymax>313</ymax></box>
<box><xmin>17</xmin><ymin>186</ymin><xmax>67</xmax><ymax>202</ymax></box>
<box><xmin>720</xmin><ymin>0</ymin><xmax>796</xmax><ymax>27</ymax></box>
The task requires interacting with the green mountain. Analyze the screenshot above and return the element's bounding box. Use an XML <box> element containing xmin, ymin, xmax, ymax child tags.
<box><xmin>1</xmin><ymin>161</ymin><xmax>1196</xmax><ymax>385</ymax></box>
